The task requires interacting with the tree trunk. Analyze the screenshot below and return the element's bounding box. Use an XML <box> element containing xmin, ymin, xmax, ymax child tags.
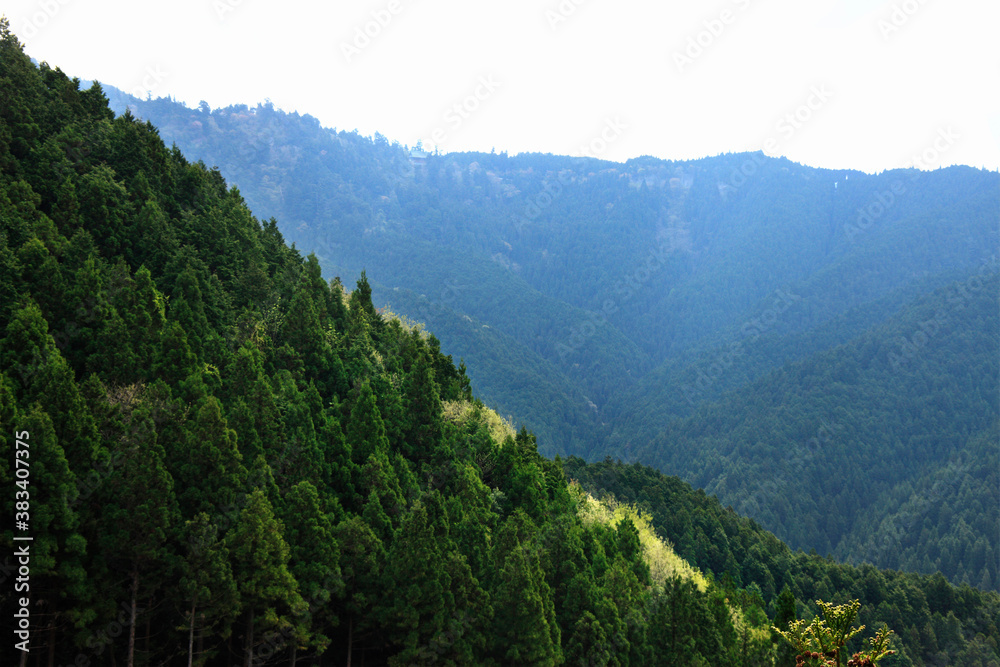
<box><xmin>127</xmin><ymin>569</ymin><xmax>139</xmax><ymax>667</ymax></box>
<box><xmin>290</xmin><ymin>643</ymin><xmax>297</xmax><ymax>667</ymax></box>
<box><xmin>144</xmin><ymin>596</ymin><xmax>151</xmax><ymax>658</ymax></box>
<box><xmin>245</xmin><ymin>606</ymin><xmax>255</xmax><ymax>667</ymax></box>
<box><xmin>187</xmin><ymin>598</ymin><xmax>197</xmax><ymax>667</ymax></box>
<box><xmin>346</xmin><ymin>614</ymin><xmax>353</xmax><ymax>667</ymax></box>
<box><xmin>47</xmin><ymin>620</ymin><xmax>56</xmax><ymax>667</ymax></box>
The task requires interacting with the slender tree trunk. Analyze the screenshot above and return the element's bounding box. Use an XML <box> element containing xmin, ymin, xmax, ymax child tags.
<box><xmin>346</xmin><ymin>614</ymin><xmax>353</xmax><ymax>667</ymax></box>
<box><xmin>290</xmin><ymin>643</ymin><xmax>297</xmax><ymax>667</ymax></box>
<box><xmin>47</xmin><ymin>620</ymin><xmax>55</xmax><ymax>667</ymax></box>
<box><xmin>245</xmin><ymin>607</ymin><xmax>254</xmax><ymax>667</ymax></box>
<box><xmin>187</xmin><ymin>598</ymin><xmax>197</xmax><ymax>667</ymax></box>
<box><xmin>127</xmin><ymin>569</ymin><xmax>139</xmax><ymax>667</ymax></box>
<box><xmin>144</xmin><ymin>596</ymin><xmax>151</xmax><ymax>658</ymax></box>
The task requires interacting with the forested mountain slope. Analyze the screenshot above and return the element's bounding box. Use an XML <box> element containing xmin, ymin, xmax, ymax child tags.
<box><xmin>631</xmin><ymin>270</ymin><xmax>999</xmax><ymax>583</ymax></box>
<box><xmin>0</xmin><ymin>24</ymin><xmax>768</xmax><ymax>667</ymax></box>
<box><xmin>3</xmin><ymin>21</ymin><xmax>1000</xmax><ymax>666</ymax></box>
<box><xmin>101</xmin><ymin>85</ymin><xmax>1000</xmax><ymax>464</ymax></box>
<box><xmin>565</xmin><ymin>457</ymin><xmax>1000</xmax><ymax>667</ymax></box>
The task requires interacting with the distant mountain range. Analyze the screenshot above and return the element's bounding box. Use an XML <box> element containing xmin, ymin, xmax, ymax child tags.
<box><xmin>102</xmin><ymin>85</ymin><xmax>999</xmax><ymax>591</ymax></box>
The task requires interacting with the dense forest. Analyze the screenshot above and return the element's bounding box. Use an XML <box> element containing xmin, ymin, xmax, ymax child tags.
<box><xmin>103</xmin><ymin>81</ymin><xmax>1000</xmax><ymax>592</ymax></box>
<box><xmin>2</xmin><ymin>18</ymin><xmax>999</xmax><ymax>667</ymax></box>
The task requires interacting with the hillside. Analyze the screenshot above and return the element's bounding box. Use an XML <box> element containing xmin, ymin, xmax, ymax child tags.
<box><xmin>0</xmin><ymin>23</ymin><xmax>761</xmax><ymax>667</ymax></box>
<box><xmin>565</xmin><ymin>457</ymin><xmax>1000</xmax><ymax>667</ymax></box>
<box><xmin>4</xmin><ymin>20</ymin><xmax>1000</xmax><ymax>666</ymax></box>
<box><xmin>102</xmin><ymin>83</ymin><xmax>1000</xmax><ymax>588</ymax></box>
<box><xmin>632</xmin><ymin>270</ymin><xmax>999</xmax><ymax>580</ymax></box>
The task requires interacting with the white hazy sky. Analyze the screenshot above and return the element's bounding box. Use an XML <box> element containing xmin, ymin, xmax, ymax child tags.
<box><xmin>6</xmin><ymin>0</ymin><xmax>1000</xmax><ymax>173</ymax></box>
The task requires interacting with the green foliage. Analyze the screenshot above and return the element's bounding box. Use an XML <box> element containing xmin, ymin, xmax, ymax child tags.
<box><xmin>774</xmin><ymin>599</ymin><xmax>896</xmax><ymax>667</ymax></box>
<box><xmin>108</xmin><ymin>80</ymin><xmax>1000</xmax><ymax>595</ymax></box>
<box><xmin>0</xmin><ymin>29</ymin><xmax>997</xmax><ymax>667</ymax></box>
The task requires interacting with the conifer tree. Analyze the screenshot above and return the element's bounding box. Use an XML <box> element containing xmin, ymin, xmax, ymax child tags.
<box><xmin>2</xmin><ymin>299</ymin><xmax>99</xmax><ymax>471</ymax></box>
<box><xmin>168</xmin><ymin>264</ymin><xmax>212</xmax><ymax>357</ymax></box>
<box><xmin>99</xmin><ymin>402</ymin><xmax>179</xmax><ymax>667</ymax></box>
<box><xmin>401</xmin><ymin>346</ymin><xmax>443</xmax><ymax>461</ymax></box>
<box><xmin>226</xmin><ymin>488</ymin><xmax>307</xmax><ymax>667</ymax></box>
<box><xmin>346</xmin><ymin>379</ymin><xmax>390</xmax><ymax>464</ymax></box>
<box><xmin>173</xmin><ymin>396</ymin><xmax>246</xmax><ymax>518</ymax></box>
<box><xmin>493</xmin><ymin>541</ymin><xmax>562</xmax><ymax>666</ymax></box>
<box><xmin>153</xmin><ymin>320</ymin><xmax>199</xmax><ymax>388</ymax></box>
<box><xmin>178</xmin><ymin>512</ymin><xmax>239</xmax><ymax>667</ymax></box>
<box><xmin>335</xmin><ymin>515</ymin><xmax>387</xmax><ymax>664</ymax></box>
<box><xmin>1</xmin><ymin>405</ymin><xmax>89</xmax><ymax>657</ymax></box>
<box><xmin>282</xmin><ymin>481</ymin><xmax>344</xmax><ymax>663</ymax></box>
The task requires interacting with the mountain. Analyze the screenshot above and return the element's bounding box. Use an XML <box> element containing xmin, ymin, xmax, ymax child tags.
<box><xmin>630</xmin><ymin>271</ymin><xmax>999</xmax><ymax>578</ymax></box>
<box><xmin>565</xmin><ymin>456</ymin><xmax>1000</xmax><ymax>667</ymax></box>
<box><xmin>102</xmin><ymin>83</ymin><xmax>1000</xmax><ymax>591</ymax></box>
<box><xmin>3</xmin><ymin>18</ymin><xmax>1000</xmax><ymax>666</ymax></box>
<box><xmin>0</xmin><ymin>26</ymin><xmax>710</xmax><ymax>666</ymax></box>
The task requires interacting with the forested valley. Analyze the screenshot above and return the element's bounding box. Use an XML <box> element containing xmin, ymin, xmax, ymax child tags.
<box><xmin>1</xmin><ymin>18</ymin><xmax>999</xmax><ymax>667</ymax></box>
<box><xmin>100</xmin><ymin>72</ymin><xmax>999</xmax><ymax>594</ymax></box>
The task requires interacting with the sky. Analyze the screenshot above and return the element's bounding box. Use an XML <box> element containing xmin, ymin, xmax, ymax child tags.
<box><xmin>5</xmin><ymin>0</ymin><xmax>1000</xmax><ymax>173</ymax></box>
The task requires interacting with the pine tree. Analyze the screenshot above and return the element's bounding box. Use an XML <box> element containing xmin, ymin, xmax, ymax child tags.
<box><xmin>346</xmin><ymin>380</ymin><xmax>390</xmax><ymax>464</ymax></box>
<box><xmin>565</xmin><ymin>611</ymin><xmax>613</xmax><ymax>667</ymax></box>
<box><xmin>335</xmin><ymin>515</ymin><xmax>387</xmax><ymax>665</ymax></box>
<box><xmin>99</xmin><ymin>402</ymin><xmax>179</xmax><ymax>667</ymax></box>
<box><xmin>1</xmin><ymin>404</ymin><xmax>90</xmax><ymax>657</ymax></box>
<box><xmin>178</xmin><ymin>512</ymin><xmax>239</xmax><ymax>667</ymax></box>
<box><xmin>226</xmin><ymin>488</ymin><xmax>307</xmax><ymax>667</ymax></box>
<box><xmin>401</xmin><ymin>346</ymin><xmax>443</xmax><ymax>461</ymax></box>
<box><xmin>2</xmin><ymin>299</ymin><xmax>100</xmax><ymax>472</ymax></box>
<box><xmin>173</xmin><ymin>396</ymin><xmax>246</xmax><ymax>518</ymax></box>
<box><xmin>282</xmin><ymin>481</ymin><xmax>344</xmax><ymax>662</ymax></box>
<box><xmin>493</xmin><ymin>541</ymin><xmax>562</xmax><ymax>666</ymax></box>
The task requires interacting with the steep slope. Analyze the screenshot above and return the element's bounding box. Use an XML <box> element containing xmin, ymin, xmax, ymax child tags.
<box><xmin>376</xmin><ymin>286</ymin><xmax>606</xmax><ymax>456</ymax></box>
<box><xmin>631</xmin><ymin>270</ymin><xmax>999</xmax><ymax>578</ymax></box>
<box><xmin>95</xmin><ymin>72</ymin><xmax>999</xmax><ymax>594</ymax></box>
<box><xmin>565</xmin><ymin>456</ymin><xmax>1000</xmax><ymax>667</ymax></box>
<box><xmin>0</xmin><ymin>25</ymin><xmax>745</xmax><ymax>667</ymax></box>
<box><xmin>835</xmin><ymin>423</ymin><xmax>999</xmax><ymax>590</ymax></box>
<box><xmin>4</xmin><ymin>21</ymin><xmax>999</xmax><ymax>667</ymax></box>
<box><xmin>100</xmin><ymin>86</ymin><xmax>999</xmax><ymax>457</ymax></box>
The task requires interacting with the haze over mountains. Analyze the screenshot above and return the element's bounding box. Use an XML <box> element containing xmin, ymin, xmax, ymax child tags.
<box><xmin>103</xmin><ymin>87</ymin><xmax>1000</xmax><ymax>592</ymax></box>
<box><xmin>5</xmin><ymin>21</ymin><xmax>1000</xmax><ymax>665</ymax></box>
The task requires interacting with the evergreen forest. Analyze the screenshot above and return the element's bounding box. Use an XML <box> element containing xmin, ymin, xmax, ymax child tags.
<box><xmin>1</xmin><ymin>19</ymin><xmax>998</xmax><ymax>667</ymax></box>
